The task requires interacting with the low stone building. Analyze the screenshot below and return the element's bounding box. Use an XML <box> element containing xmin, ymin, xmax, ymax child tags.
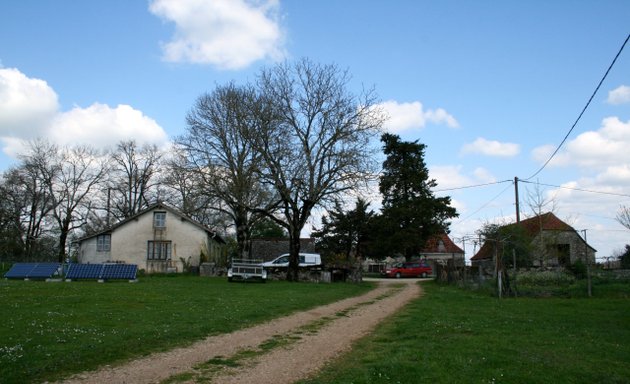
<box><xmin>471</xmin><ymin>212</ymin><xmax>596</xmax><ymax>269</ymax></box>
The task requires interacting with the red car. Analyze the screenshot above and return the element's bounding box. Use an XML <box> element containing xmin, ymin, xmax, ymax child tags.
<box><xmin>382</xmin><ymin>262</ymin><xmax>432</xmax><ymax>278</ymax></box>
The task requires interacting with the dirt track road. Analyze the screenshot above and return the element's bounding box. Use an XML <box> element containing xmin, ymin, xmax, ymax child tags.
<box><xmin>61</xmin><ymin>278</ymin><xmax>423</xmax><ymax>384</ymax></box>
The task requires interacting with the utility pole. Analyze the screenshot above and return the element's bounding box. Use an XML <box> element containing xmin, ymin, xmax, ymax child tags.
<box><xmin>514</xmin><ymin>176</ymin><xmax>521</xmax><ymax>223</ymax></box>
<box><xmin>583</xmin><ymin>229</ymin><xmax>592</xmax><ymax>297</ymax></box>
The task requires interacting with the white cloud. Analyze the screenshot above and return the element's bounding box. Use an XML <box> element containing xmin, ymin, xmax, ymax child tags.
<box><xmin>533</xmin><ymin>117</ymin><xmax>630</xmax><ymax>169</ymax></box>
<box><xmin>378</xmin><ymin>100</ymin><xmax>459</xmax><ymax>132</ymax></box>
<box><xmin>49</xmin><ymin>103</ymin><xmax>168</xmax><ymax>148</ymax></box>
<box><xmin>429</xmin><ymin>165</ymin><xmax>498</xmax><ymax>191</ymax></box>
<box><xmin>607</xmin><ymin>85</ymin><xmax>630</xmax><ymax>105</ymax></box>
<box><xmin>430</xmin><ymin>165</ymin><xmax>473</xmax><ymax>190</ymax></box>
<box><xmin>0</xmin><ymin>68</ymin><xmax>169</xmax><ymax>158</ymax></box>
<box><xmin>461</xmin><ymin>137</ymin><xmax>520</xmax><ymax>157</ymax></box>
<box><xmin>595</xmin><ymin>164</ymin><xmax>630</xmax><ymax>186</ymax></box>
<box><xmin>0</xmin><ymin>68</ymin><xmax>59</xmax><ymax>137</ymax></box>
<box><xmin>472</xmin><ymin>167</ymin><xmax>497</xmax><ymax>183</ymax></box>
<box><xmin>149</xmin><ymin>0</ymin><xmax>286</xmax><ymax>69</ymax></box>
<box><xmin>531</xmin><ymin>144</ymin><xmax>557</xmax><ymax>165</ymax></box>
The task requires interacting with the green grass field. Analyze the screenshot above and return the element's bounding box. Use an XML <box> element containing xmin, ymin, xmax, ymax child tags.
<box><xmin>300</xmin><ymin>281</ymin><xmax>630</xmax><ymax>384</ymax></box>
<box><xmin>3</xmin><ymin>274</ymin><xmax>629</xmax><ymax>384</ymax></box>
<box><xmin>0</xmin><ymin>275</ymin><xmax>373</xmax><ymax>384</ymax></box>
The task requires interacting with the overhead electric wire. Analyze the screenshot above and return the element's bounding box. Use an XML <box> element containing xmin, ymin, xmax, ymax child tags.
<box><xmin>433</xmin><ymin>179</ymin><xmax>511</xmax><ymax>193</ymax></box>
<box><xmin>451</xmin><ymin>182</ymin><xmax>514</xmax><ymax>227</ymax></box>
<box><xmin>524</xmin><ymin>33</ymin><xmax>630</xmax><ymax>181</ymax></box>
<box><xmin>520</xmin><ymin>179</ymin><xmax>630</xmax><ymax>198</ymax></box>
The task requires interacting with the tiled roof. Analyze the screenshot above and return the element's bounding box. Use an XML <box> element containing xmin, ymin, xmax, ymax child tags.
<box><xmin>518</xmin><ymin>212</ymin><xmax>575</xmax><ymax>236</ymax></box>
<box><xmin>470</xmin><ymin>242</ymin><xmax>493</xmax><ymax>261</ymax></box>
<box><xmin>422</xmin><ymin>233</ymin><xmax>464</xmax><ymax>254</ymax></box>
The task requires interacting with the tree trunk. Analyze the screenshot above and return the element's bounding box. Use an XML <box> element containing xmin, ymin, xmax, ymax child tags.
<box><xmin>58</xmin><ymin>230</ymin><xmax>68</xmax><ymax>263</ymax></box>
<box><xmin>235</xmin><ymin>216</ymin><xmax>251</xmax><ymax>259</ymax></box>
<box><xmin>286</xmin><ymin>228</ymin><xmax>301</xmax><ymax>282</ymax></box>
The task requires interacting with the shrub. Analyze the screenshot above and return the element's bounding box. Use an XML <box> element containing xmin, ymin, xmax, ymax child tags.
<box><xmin>567</xmin><ymin>259</ymin><xmax>587</xmax><ymax>279</ymax></box>
<box><xmin>514</xmin><ymin>270</ymin><xmax>576</xmax><ymax>286</ymax></box>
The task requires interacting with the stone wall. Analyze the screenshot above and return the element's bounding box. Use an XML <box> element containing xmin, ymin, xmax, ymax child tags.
<box><xmin>532</xmin><ymin>231</ymin><xmax>596</xmax><ymax>266</ymax></box>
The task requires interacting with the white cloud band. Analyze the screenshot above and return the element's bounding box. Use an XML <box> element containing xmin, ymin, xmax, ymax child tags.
<box><xmin>461</xmin><ymin>137</ymin><xmax>520</xmax><ymax>157</ymax></box>
<box><xmin>149</xmin><ymin>0</ymin><xmax>286</xmax><ymax>70</ymax></box>
<box><xmin>378</xmin><ymin>100</ymin><xmax>459</xmax><ymax>133</ymax></box>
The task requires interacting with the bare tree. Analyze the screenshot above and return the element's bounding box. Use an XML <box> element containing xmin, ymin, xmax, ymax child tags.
<box><xmin>43</xmin><ymin>145</ymin><xmax>109</xmax><ymax>261</ymax></box>
<box><xmin>525</xmin><ymin>181</ymin><xmax>559</xmax><ymax>266</ymax></box>
<box><xmin>178</xmin><ymin>83</ymin><xmax>278</xmax><ymax>258</ymax></box>
<box><xmin>616</xmin><ymin>205</ymin><xmax>630</xmax><ymax>231</ymax></box>
<box><xmin>109</xmin><ymin>140</ymin><xmax>162</xmax><ymax>220</ymax></box>
<box><xmin>0</xmin><ymin>164</ymin><xmax>56</xmax><ymax>260</ymax></box>
<box><xmin>254</xmin><ymin>59</ymin><xmax>385</xmax><ymax>281</ymax></box>
<box><xmin>161</xmin><ymin>146</ymin><xmax>220</xmax><ymax>226</ymax></box>
<box><xmin>16</xmin><ymin>141</ymin><xmax>60</xmax><ymax>260</ymax></box>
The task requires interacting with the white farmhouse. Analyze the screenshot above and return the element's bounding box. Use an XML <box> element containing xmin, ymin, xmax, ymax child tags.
<box><xmin>75</xmin><ymin>202</ymin><xmax>225</xmax><ymax>273</ymax></box>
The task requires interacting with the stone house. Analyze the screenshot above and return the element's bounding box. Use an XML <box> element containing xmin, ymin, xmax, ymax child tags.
<box><xmin>75</xmin><ymin>202</ymin><xmax>225</xmax><ymax>273</ymax></box>
<box><xmin>470</xmin><ymin>212</ymin><xmax>596</xmax><ymax>269</ymax></box>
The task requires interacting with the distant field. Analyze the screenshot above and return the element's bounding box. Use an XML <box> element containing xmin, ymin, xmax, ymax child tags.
<box><xmin>301</xmin><ymin>281</ymin><xmax>630</xmax><ymax>384</ymax></box>
<box><xmin>0</xmin><ymin>275</ymin><xmax>373</xmax><ymax>384</ymax></box>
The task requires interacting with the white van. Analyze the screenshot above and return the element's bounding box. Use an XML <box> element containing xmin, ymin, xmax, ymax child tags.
<box><xmin>262</xmin><ymin>253</ymin><xmax>322</xmax><ymax>268</ymax></box>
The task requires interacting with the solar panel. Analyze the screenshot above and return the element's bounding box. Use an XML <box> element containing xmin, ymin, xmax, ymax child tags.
<box><xmin>4</xmin><ymin>263</ymin><xmax>38</xmax><ymax>279</ymax></box>
<box><xmin>28</xmin><ymin>263</ymin><xmax>61</xmax><ymax>278</ymax></box>
<box><xmin>64</xmin><ymin>263</ymin><xmax>138</xmax><ymax>281</ymax></box>
<box><xmin>65</xmin><ymin>264</ymin><xmax>104</xmax><ymax>280</ymax></box>
<box><xmin>101</xmin><ymin>264</ymin><xmax>137</xmax><ymax>280</ymax></box>
<box><xmin>4</xmin><ymin>263</ymin><xmax>60</xmax><ymax>279</ymax></box>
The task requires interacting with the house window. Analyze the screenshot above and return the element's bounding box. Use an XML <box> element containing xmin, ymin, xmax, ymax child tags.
<box><xmin>154</xmin><ymin>212</ymin><xmax>166</xmax><ymax>228</ymax></box>
<box><xmin>96</xmin><ymin>235</ymin><xmax>111</xmax><ymax>252</ymax></box>
<box><xmin>147</xmin><ymin>241</ymin><xmax>172</xmax><ymax>260</ymax></box>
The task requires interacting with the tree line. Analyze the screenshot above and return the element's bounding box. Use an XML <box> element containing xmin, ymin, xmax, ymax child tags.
<box><xmin>0</xmin><ymin>59</ymin><xmax>458</xmax><ymax>281</ymax></box>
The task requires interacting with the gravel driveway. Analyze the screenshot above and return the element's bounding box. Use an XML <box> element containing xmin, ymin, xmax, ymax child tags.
<box><xmin>61</xmin><ymin>278</ymin><xmax>423</xmax><ymax>384</ymax></box>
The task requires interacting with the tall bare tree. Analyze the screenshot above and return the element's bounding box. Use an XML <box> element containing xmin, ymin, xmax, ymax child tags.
<box><xmin>16</xmin><ymin>141</ymin><xmax>60</xmax><ymax>260</ymax></box>
<box><xmin>178</xmin><ymin>83</ymin><xmax>277</xmax><ymax>258</ymax></box>
<box><xmin>43</xmin><ymin>145</ymin><xmax>109</xmax><ymax>261</ymax></box>
<box><xmin>0</xmin><ymin>164</ymin><xmax>56</xmax><ymax>260</ymax></box>
<box><xmin>109</xmin><ymin>140</ymin><xmax>162</xmax><ymax>220</ymax></box>
<box><xmin>525</xmin><ymin>181</ymin><xmax>559</xmax><ymax>266</ymax></box>
<box><xmin>254</xmin><ymin>59</ymin><xmax>385</xmax><ymax>281</ymax></box>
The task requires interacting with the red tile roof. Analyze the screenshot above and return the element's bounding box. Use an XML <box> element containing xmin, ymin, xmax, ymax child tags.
<box><xmin>422</xmin><ymin>233</ymin><xmax>464</xmax><ymax>254</ymax></box>
<box><xmin>518</xmin><ymin>212</ymin><xmax>575</xmax><ymax>235</ymax></box>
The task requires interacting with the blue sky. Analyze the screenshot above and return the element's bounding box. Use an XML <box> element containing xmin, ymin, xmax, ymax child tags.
<box><xmin>1</xmin><ymin>0</ymin><xmax>629</xmax><ymax>260</ymax></box>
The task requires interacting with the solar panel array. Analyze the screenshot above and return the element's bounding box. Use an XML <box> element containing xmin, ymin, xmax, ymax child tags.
<box><xmin>101</xmin><ymin>264</ymin><xmax>137</xmax><ymax>280</ymax></box>
<box><xmin>65</xmin><ymin>263</ymin><xmax>137</xmax><ymax>281</ymax></box>
<box><xmin>4</xmin><ymin>263</ymin><xmax>60</xmax><ymax>279</ymax></box>
<box><xmin>65</xmin><ymin>264</ymin><xmax>104</xmax><ymax>280</ymax></box>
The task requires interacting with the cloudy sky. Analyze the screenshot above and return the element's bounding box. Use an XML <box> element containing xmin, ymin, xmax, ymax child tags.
<box><xmin>0</xmin><ymin>0</ymin><xmax>629</xmax><ymax>260</ymax></box>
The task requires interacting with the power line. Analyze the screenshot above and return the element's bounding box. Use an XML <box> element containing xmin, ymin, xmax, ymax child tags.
<box><xmin>524</xmin><ymin>33</ymin><xmax>630</xmax><ymax>181</ymax></box>
<box><xmin>433</xmin><ymin>179</ymin><xmax>512</xmax><ymax>193</ymax></box>
<box><xmin>451</xmin><ymin>182</ymin><xmax>514</xmax><ymax>227</ymax></box>
<box><xmin>520</xmin><ymin>179</ymin><xmax>630</xmax><ymax>198</ymax></box>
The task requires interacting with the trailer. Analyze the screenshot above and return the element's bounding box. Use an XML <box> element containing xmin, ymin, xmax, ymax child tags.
<box><xmin>227</xmin><ymin>259</ymin><xmax>267</xmax><ymax>282</ymax></box>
